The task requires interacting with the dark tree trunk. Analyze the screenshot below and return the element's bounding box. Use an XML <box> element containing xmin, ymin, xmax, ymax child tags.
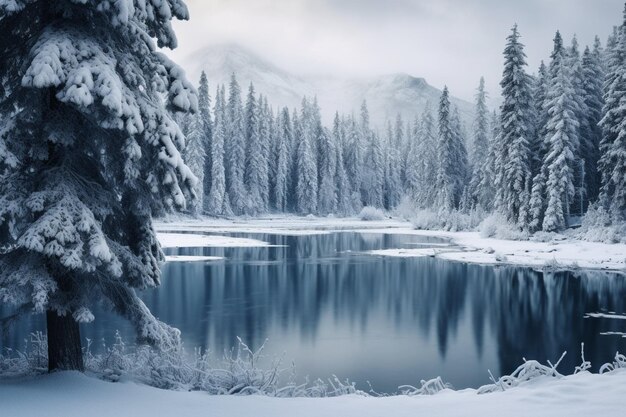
<box><xmin>46</xmin><ymin>310</ymin><xmax>84</xmax><ymax>372</ymax></box>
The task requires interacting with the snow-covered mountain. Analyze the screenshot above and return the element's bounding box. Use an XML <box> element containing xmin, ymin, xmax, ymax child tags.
<box><xmin>184</xmin><ymin>44</ymin><xmax>476</xmax><ymax>129</ymax></box>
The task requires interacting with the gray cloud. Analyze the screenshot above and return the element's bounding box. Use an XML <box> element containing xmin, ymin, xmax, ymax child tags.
<box><xmin>170</xmin><ymin>0</ymin><xmax>623</xmax><ymax>106</ymax></box>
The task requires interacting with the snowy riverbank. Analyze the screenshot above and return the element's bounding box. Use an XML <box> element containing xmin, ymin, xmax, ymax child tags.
<box><xmin>155</xmin><ymin>216</ymin><xmax>626</xmax><ymax>272</ymax></box>
<box><xmin>3</xmin><ymin>370</ymin><xmax>626</xmax><ymax>417</ymax></box>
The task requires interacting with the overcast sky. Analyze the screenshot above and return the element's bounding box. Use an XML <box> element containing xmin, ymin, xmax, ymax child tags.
<box><xmin>170</xmin><ymin>0</ymin><xmax>623</xmax><ymax>105</ymax></box>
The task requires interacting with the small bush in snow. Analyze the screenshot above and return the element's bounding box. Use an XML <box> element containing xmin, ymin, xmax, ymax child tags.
<box><xmin>411</xmin><ymin>209</ymin><xmax>485</xmax><ymax>232</ymax></box>
<box><xmin>530</xmin><ymin>231</ymin><xmax>560</xmax><ymax>243</ymax></box>
<box><xmin>577</xmin><ymin>205</ymin><xmax>626</xmax><ymax>244</ymax></box>
<box><xmin>359</xmin><ymin>206</ymin><xmax>386</xmax><ymax>221</ymax></box>
<box><xmin>393</xmin><ymin>196</ymin><xmax>418</xmax><ymax>221</ymax></box>
<box><xmin>479</xmin><ymin>213</ymin><xmax>528</xmax><ymax>240</ymax></box>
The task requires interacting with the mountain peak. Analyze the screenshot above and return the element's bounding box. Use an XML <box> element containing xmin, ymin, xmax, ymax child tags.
<box><xmin>187</xmin><ymin>43</ymin><xmax>474</xmax><ymax>127</ymax></box>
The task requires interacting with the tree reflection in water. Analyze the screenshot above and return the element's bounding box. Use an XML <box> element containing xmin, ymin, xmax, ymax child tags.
<box><xmin>2</xmin><ymin>232</ymin><xmax>626</xmax><ymax>392</ymax></box>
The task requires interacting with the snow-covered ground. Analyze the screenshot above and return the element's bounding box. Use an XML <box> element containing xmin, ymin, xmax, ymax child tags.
<box><xmin>2</xmin><ymin>370</ymin><xmax>626</xmax><ymax>417</ymax></box>
<box><xmin>155</xmin><ymin>216</ymin><xmax>626</xmax><ymax>272</ymax></box>
<box><xmin>360</xmin><ymin>228</ymin><xmax>626</xmax><ymax>272</ymax></box>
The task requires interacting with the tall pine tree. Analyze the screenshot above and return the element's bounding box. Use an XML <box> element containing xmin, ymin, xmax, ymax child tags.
<box><xmin>0</xmin><ymin>0</ymin><xmax>196</xmax><ymax>371</ymax></box>
<box><xmin>495</xmin><ymin>25</ymin><xmax>535</xmax><ymax>224</ymax></box>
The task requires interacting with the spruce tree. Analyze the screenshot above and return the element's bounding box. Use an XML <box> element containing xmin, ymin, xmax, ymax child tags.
<box><xmin>333</xmin><ymin>113</ymin><xmax>352</xmax><ymax>215</ymax></box>
<box><xmin>207</xmin><ymin>86</ymin><xmax>232</xmax><ymax>216</ymax></box>
<box><xmin>197</xmin><ymin>71</ymin><xmax>213</xmax><ymax>211</ymax></box>
<box><xmin>243</xmin><ymin>83</ymin><xmax>263</xmax><ymax>214</ymax></box>
<box><xmin>384</xmin><ymin>115</ymin><xmax>404</xmax><ymax>209</ymax></box>
<box><xmin>345</xmin><ymin>116</ymin><xmax>363</xmax><ymax>211</ymax></box>
<box><xmin>580</xmin><ymin>38</ymin><xmax>605</xmax><ymax>205</ymax></box>
<box><xmin>318</xmin><ymin>127</ymin><xmax>337</xmax><ymax>215</ymax></box>
<box><xmin>495</xmin><ymin>25</ymin><xmax>535</xmax><ymax>224</ymax></box>
<box><xmin>225</xmin><ymin>74</ymin><xmax>247</xmax><ymax>214</ymax></box>
<box><xmin>0</xmin><ymin>0</ymin><xmax>196</xmax><ymax>371</ymax></box>
<box><xmin>295</xmin><ymin>99</ymin><xmax>318</xmax><ymax>214</ymax></box>
<box><xmin>599</xmin><ymin>7</ymin><xmax>626</xmax><ymax>216</ymax></box>
<box><xmin>541</xmin><ymin>32</ymin><xmax>580</xmax><ymax>231</ymax></box>
<box><xmin>469</xmin><ymin>78</ymin><xmax>491</xmax><ymax>209</ymax></box>
<box><xmin>362</xmin><ymin>130</ymin><xmax>385</xmax><ymax>208</ymax></box>
<box><xmin>273</xmin><ymin>108</ymin><xmax>291</xmax><ymax>212</ymax></box>
<box><xmin>436</xmin><ymin>87</ymin><xmax>461</xmax><ymax>211</ymax></box>
<box><xmin>532</xmin><ymin>61</ymin><xmax>549</xmax><ymax>174</ymax></box>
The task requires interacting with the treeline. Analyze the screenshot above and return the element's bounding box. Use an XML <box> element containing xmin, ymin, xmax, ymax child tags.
<box><xmin>182</xmin><ymin>4</ymin><xmax>626</xmax><ymax>232</ymax></box>
<box><xmin>178</xmin><ymin>73</ymin><xmax>451</xmax><ymax>217</ymax></box>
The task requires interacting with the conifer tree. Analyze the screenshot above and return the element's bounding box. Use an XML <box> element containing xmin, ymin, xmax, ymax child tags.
<box><xmin>541</xmin><ymin>32</ymin><xmax>580</xmax><ymax>231</ymax></box>
<box><xmin>197</xmin><ymin>71</ymin><xmax>213</xmax><ymax>209</ymax></box>
<box><xmin>384</xmin><ymin>115</ymin><xmax>404</xmax><ymax>209</ymax></box>
<box><xmin>333</xmin><ymin>113</ymin><xmax>352</xmax><ymax>215</ymax></box>
<box><xmin>345</xmin><ymin>116</ymin><xmax>363</xmax><ymax>211</ymax></box>
<box><xmin>581</xmin><ymin>38</ymin><xmax>605</xmax><ymax>205</ymax></box>
<box><xmin>495</xmin><ymin>25</ymin><xmax>535</xmax><ymax>224</ymax></box>
<box><xmin>295</xmin><ymin>100</ymin><xmax>318</xmax><ymax>214</ymax></box>
<box><xmin>532</xmin><ymin>61</ymin><xmax>549</xmax><ymax>173</ymax></box>
<box><xmin>273</xmin><ymin>108</ymin><xmax>291</xmax><ymax>212</ymax></box>
<box><xmin>362</xmin><ymin>130</ymin><xmax>385</xmax><ymax>208</ymax></box>
<box><xmin>599</xmin><ymin>7</ymin><xmax>626</xmax><ymax>216</ymax></box>
<box><xmin>0</xmin><ymin>0</ymin><xmax>196</xmax><ymax>371</ymax></box>
<box><xmin>318</xmin><ymin>127</ymin><xmax>337</xmax><ymax>214</ymax></box>
<box><xmin>436</xmin><ymin>87</ymin><xmax>460</xmax><ymax>211</ymax></box>
<box><xmin>469</xmin><ymin>78</ymin><xmax>491</xmax><ymax>209</ymax></box>
<box><xmin>207</xmin><ymin>86</ymin><xmax>232</xmax><ymax>216</ymax></box>
<box><xmin>225</xmin><ymin>74</ymin><xmax>247</xmax><ymax>214</ymax></box>
<box><xmin>243</xmin><ymin>83</ymin><xmax>263</xmax><ymax>214</ymax></box>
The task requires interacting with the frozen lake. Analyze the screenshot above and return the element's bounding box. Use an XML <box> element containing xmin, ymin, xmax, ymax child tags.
<box><xmin>3</xmin><ymin>231</ymin><xmax>626</xmax><ymax>393</ymax></box>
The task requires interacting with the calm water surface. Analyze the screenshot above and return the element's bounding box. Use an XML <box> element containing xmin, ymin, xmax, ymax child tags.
<box><xmin>2</xmin><ymin>232</ymin><xmax>626</xmax><ymax>393</ymax></box>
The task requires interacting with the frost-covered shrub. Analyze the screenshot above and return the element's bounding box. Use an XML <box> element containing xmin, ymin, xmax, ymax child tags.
<box><xmin>479</xmin><ymin>213</ymin><xmax>529</xmax><ymax>240</ymax></box>
<box><xmin>412</xmin><ymin>209</ymin><xmax>485</xmax><ymax>232</ymax></box>
<box><xmin>577</xmin><ymin>205</ymin><xmax>626</xmax><ymax>243</ymax></box>
<box><xmin>359</xmin><ymin>206</ymin><xmax>386</xmax><ymax>221</ymax></box>
<box><xmin>393</xmin><ymin>196</ymin><xmax>418</xmax><ymax>221</ymax></box>
<box><xmin>531</xmin><ymin>231</ymin><xmax>560</xmax><ymax>243</ymax></box>
<box><xmin>399</xmin><ymin>377</ymin><xmax>451</xmax><ymax>396</ymax></box>
<box><xmin>2</xmin><ymin>334</ymin><xmax>626</xmax><ymax>398</ymax></box>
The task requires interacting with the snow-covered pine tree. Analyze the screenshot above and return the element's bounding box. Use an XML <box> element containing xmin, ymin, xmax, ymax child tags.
<box><xmin>384</xmin><ymin>115</ymin><xmax>403</xmax><ymax>209</ymax></box>
<box><xmin>197</xmin><ymin>71</ymin><xmax>213</xmax><ymax>211</ymax></box>
<box><xmin>436</xmin><ymin>87</ymin><xmax>465</xmax><ymax>211</ymax></box>
<box><xmin>541</xmin><ymin>32</ymin><xmax>580</xmax><ymax>232</ymax></box>
<box><xmin>468</xmin><ymin>77</ymin><xmax>491</xmax><ymax>209</ymax></box>
<box><xmin>532</xmin><ymin>61</ymin><xmax>549</xmax><ymax>174</ymax></box>
<box><xmin>207</xmin><ymin>85</ymin><xmax>232</xmax><ymax>216</ymax></box>
<box><xmin>599</xmin><ymin>7</ymin><xmax>626</xmax><ymax>216</ymax></box>
<box><xmin>243</xmin><ymin>83</ymin><xmax>263</xmax><ymax>214</ymax></box>
<box><xmin>273</xmin><ymin>108</ymin><xmax>291</xmax><ymax>212</ymax></box>
<box><xmin>225</xmin><ymin>74</ymin><xmax>247</xmax><ymax>215</ymax></box>
<box><xmin>0</xmin><ymin>0</ymin><xmax>196</xmax><ymax>371</ymax></box>
<box><xmin>403</xmin><ymin>116</ymin><xmax>421</xmax><ymax>199</ymax></box>
<box><xmin>318</xmin><ymin>127</ymin><xmax>337</xmax><ymax>215</ymax></box>
<box><xmin>477</xmin><ymin>111</ymin><xmax>498</xmax><ymax>212</ymax></box>
<box><xmin>362</xmin><ymin>129</ymin><xmax>385</xmax><ymax>208</ymax></box>
<box><xmin>451</xmin><ymin>106</ymin><xmax>470</xmax><ymax>205</ymax></box>
<box><xmin>333</xmin><ymin>113</ymin><xmax>352</xmax><ymax>215</ymax></box>
<box><xmin>295</xmin><ymin>99</ymin><xmax>318</xmax><ymax>214</ymax></box>
<box><xmin>258</xmin><ymin>96</ymin><xmax>271</xmax><ymax>211</ymax></box>
<box><xmin>287</xmin><ymin>108</ymin><xmax>300</xmax><ymax>211</ymax></box>
<box><xmin>566</xmin><ymin>36</ymin><xmax>587</xmax><ymax>215</ymax></box>
<box><xmin>580</xmin><ymin>38</ymin><xmax>605</xmax><ymax>206</ymax></box>
<box><xmin>495</xmin><ymin>25</ymin><xmax>535</xmax><ymax>224</ymax></box>
<box><xmin>344</xmin><ymin>116</ymin><xmax>363</xmax><ymax>211</ymax></box>
<box><xmin>183</xmin><ymin>76</ymin><xmax>209</xmax><ymax>215</ymax></box>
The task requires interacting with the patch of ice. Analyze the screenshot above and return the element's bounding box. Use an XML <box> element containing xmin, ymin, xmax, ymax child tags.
<box><xmin>164</xmin><ymin>255</ymin><xmax>224</xmax><ymax>262</ymax></box>
<box><xmin>585</xmin><ymin>313</ymin><xmax>626</xmax><ymax>320</ymax></box>
<box><xmin>157</xmin><ymin>233</ymin><xmax>272</xmax><ymax>248</ymax></box>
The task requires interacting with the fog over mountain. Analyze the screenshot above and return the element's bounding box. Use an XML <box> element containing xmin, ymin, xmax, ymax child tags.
<box><xmin>187</xmin><ymin>43</ymin><xmax>476</xmax><ymax>129</ymax></box>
